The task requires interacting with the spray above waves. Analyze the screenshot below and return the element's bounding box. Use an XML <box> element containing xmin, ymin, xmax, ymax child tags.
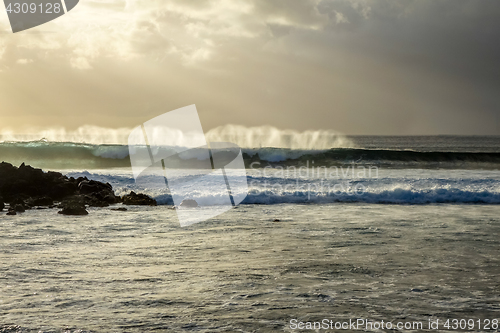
<box><xmin>1</xmin><ymin>124</ymin><xmax>353</xmax><ymax>149</ymax></box>
<box><xmin>0</xmin><ymin>126</ymin><xmax>133</xmax><ymax>144</ymax></box>
<box><xmin>207</xmin><ymin>125</ymin><xmax>353</xmax><ymax>149</ymax></box>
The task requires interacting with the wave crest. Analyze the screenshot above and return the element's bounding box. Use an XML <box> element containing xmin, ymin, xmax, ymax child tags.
<box><xmin>205</xmin><ymin>125</ymin><xmax>353</xmax><ymax>149</ymax></box>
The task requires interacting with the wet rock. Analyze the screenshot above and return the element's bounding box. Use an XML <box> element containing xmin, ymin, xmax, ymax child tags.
<box><xmin>13</xmin><ymin>204</ymin><xmax>25</xmax><ymax>212</ymax></box>
<box><xmin>0</xmin><ymin>197</ymin><xmax>4</xmax><ymax>211</ymax></box>
<box><xmin>57</xmin><ymin>195</ymin><xmax>83</xmax><ymax>208</ymax></box>
<box><xmin>78</xmin><ymin>180</ymin><xmax>119</xmax><ymax>203</ymax></box>
<box><xmin>84</xmin><ymin>195</ymin><xmax>110</xmax><ymax>208</ymax></box>
<box><xmin>6</xmin><ymin>209</ymin><xmax>16</xmax><ymax>216</ymax></box>
<box><xmin>27</xmin><ymin>196</ymin><xmax>54</xmax><ymax>207</ymax></box>
<box><xmin>180</xmin><ymin>199</ymin><xmax>198</xmax><ymax>208</ymax></box>
<box><xmin>58</xmin><ymin>202</ymin><xmax>88</xmax><ymax>216</ymax></box>
<box><xmin>0</xmin><ymin>162</ymin><xmax>120</xmax><ymax>209</ymax></box>
<box><xmin>111</xmin><ymin>207</ymin><xmax>128</xmax><ymax>212</ymax></box>
<box><xmin>273</xmin><ymin>219</ymin><xmax>281</xmax><ymax>222</ymax></box>
<box><xmin>10</xmin><ymin>197</ymin><xmax>27</xmax><ymax>208</ymax></box>
<box><xmin>122</xmin><ymin>192</ymin><xmax>157</xmax><ymax>206</ymax></box>
<box><xmin>57</xmin><ymin>196</ymin><xmax>88</xmax><ymax>216</ymax></box>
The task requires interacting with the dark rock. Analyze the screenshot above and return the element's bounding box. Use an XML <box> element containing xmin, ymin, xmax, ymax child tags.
<box><xmin>58</xmin><ymin>199</ymin><xmax>88</xmax><ymax>216</ymax></box>
<box><xmin>79</xmin><ymin>180</ymin><xmax>101</xmax><ymax>194</ymax></box>
<box><xmin>28</xmin><ymin>196</ymin><xmax>54</xmax><ymax>207</ymax></box>
<box><xmin>49</xmin><ymin>181</ymin><xmax>78</xmax><ymax>200</ymax></box>
<box><xmin>58</xmin><ymin>195</ymin><xmax>84</xmax><ymax>206</ymax></box>
<box><xmin>122</xmin><ymin>191</ymin><xmax>157</xmax><ymax>206</ymax></box>
<box><xmin>6</xmin><ymin>209</ymin><xmax>16</xmax><ymax>216</ymax></box>
<box><xmin>273</xmin><ymin>219</ymin><xmax>281</xmax><ymax>222</ymax></box>
<box><xmin>111</xmin><ymin>207</ymin><xmax>128</xmax><ymax>212</ymax></box>
<box><xmin>180</xmin><ymin>199</ymin><xmax>199</xmax><ymax>208</ymax></box>
<box><xmin>57</xmin><ymin>194</ymin><xmax>110</xmax><ymax>208</ymax></box>
<box><xmin>0</xmin><ymin>197</ymin><xmax>4</xmax><ymax>211</ymax></box>
<box><xmin>10</xmin><ymin>197</ymin><xmax>26</xmax><ymax>206</ymax></box>
<box><xmin>58</xmin><ymin>206</ymin><xmax>88</xmax><ymax>216</ymax></box>
<box><xmin>76</xmin><ymin>176</ymin><xmax>89</xmax><ymax>184</ymax></box>
<box><xmin>83</xmin><ymin>195</ymin><xmax>110</xmax><ymax>207</ymax></box>
<box><xmin>46</xmin><ymin>171</ymin><xmax>64</xmax><ymax>180</ymax></box>
<box><xmin>13</xmin><ymin>204</ymin><xmax>25</xmax><ymax>212</ymax></box>
<box><xmin>78</xmin><ymin>180</ymin><xmax>120</xmax><ymax>204</ymax></box>
<box><xmin>0</xmin><ymin>162</ymin><xmax>120</xmax><ymax>207</ymax></box>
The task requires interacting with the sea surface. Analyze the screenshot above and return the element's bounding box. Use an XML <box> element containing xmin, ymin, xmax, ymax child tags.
<box><xmin>1</xmin><ymin>136</ymin><xmax>500</xmax><ymax>332</ymax></box>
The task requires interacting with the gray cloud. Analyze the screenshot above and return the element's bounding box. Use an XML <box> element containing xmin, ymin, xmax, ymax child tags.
<box><xmin>0</xmin><ymin>0</ymin><xmax>498</xmax><ymax>134</ymax></box>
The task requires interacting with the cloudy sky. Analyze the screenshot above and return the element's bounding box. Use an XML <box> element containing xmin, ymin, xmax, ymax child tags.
<box><xmin>0</xmin><ymin>0</ymin><xmax>499</xmax><ymax>135</ymax></box>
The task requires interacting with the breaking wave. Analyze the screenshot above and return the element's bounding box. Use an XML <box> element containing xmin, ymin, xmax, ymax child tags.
<box><xmin>66</xmin><ymin>171</ymin><xmax>500</xmax><ymax>205</ymax></box>
<box><xmin>205</xmin><ymin>125</ymin><xmax>353</xmax><ymax>149</ymax></box>
<box><xmin>0</xmin><ymin>125</ymin><xmax>353</xmax><ymax>149</ymax></box>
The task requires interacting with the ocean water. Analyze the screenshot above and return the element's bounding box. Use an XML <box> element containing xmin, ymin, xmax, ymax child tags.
<box><xmin>1</xmin><ymin>204</ymin><xmax>499</xmax><ymax>332</ymax></box>
<box><xmin>1</xmin><ymin>136</ymin><xmax>500</xmax><ymax>332</ymax></box>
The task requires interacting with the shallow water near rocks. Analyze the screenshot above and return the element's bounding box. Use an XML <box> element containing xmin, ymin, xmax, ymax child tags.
<box><xmin>1</xmin><ymin>204</ymin><xmax>499</xmax><ymax>332</ymax></box>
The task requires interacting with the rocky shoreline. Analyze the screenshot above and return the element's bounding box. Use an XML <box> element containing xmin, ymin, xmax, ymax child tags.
<box><xmin>0</xmin><ymin>162</ymin><xmax>157</xmax><ymax>216</ymax></box>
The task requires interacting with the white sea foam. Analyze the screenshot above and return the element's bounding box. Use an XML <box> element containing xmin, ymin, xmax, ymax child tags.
<box><xmin>65</xmin><ymin>169</ymin><xmax>500</xmax><ymax>205</ymax></box>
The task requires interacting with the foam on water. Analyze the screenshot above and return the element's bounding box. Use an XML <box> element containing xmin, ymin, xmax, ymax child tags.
<box><xmin>65</xmin><ymin>168</ymin><xmax>500</xmax><ymax>205</ymax></box>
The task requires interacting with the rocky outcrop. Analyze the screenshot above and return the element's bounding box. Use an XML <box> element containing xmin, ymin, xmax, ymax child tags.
<box><xmin>0</xmin><ymin>162</ymin><xmax>74</xmax><ymax>202</ymax></box>
<box><xmin>0</xmin><ymin>162</ymin><xmax>120</xmax><ymax>204</ymax></box>
<box><xmin>0</xmin><ymin>162</ymin><xmax>124</xmax><ymax>215</ymax></box>
<box><xmin>0</xmin><ymin>162</ymin><xmax>163</xmax><ymax>216</ymax></box>
<box><xmin>122</xmin><ymin>191</ymin><xmax>157</xmax><ymax>206</ymax></box>
<box><xmin>179</xmin><ymin>199</ymin><xmax>199</xmax><ymax>208</ymax></box>
<box><xmin>58</xmin><ymin>203</ymin><xmax>88</xmax><ymax>216</ymax></box>
<box><xmin>27</xmin><ymin>196</ymin><xmax>54</xmax><ymax>207</ymax></box>
<box><xmin>57</xmin><ymin>196</ymin><xmax>88</xmax><ymax>215</ymax></box>
<box><xmin>78</xmin><ymin>180</ymin><xmax>120</xmax><ymax>204</ymax></box>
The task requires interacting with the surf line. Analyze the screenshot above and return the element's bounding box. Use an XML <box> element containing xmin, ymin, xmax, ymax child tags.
<box><xmin>250</xmin><ymin>161</ymin><xmax>379</xmax><ymax>180</ymax></box>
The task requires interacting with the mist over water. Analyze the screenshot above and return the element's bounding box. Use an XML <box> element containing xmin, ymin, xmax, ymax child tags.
<box><xmin>0</xmin><ymin>125</ymin><xmax>354</xmax><ymax>149</ymax></box>
<box><xmin>206</xmin><ymin>125</ymin><xmax>353</xmax><ymax>149</ymax></box>
<box><xmin>0</xmin><ymin>125</ymin><xmax>132</xmax><ymax>144</ymax></box>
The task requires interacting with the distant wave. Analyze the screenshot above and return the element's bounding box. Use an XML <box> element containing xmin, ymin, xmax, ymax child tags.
<box><xmin>1</xmin><ymin>141</ymin><xmax>500</xmax><ymax>170</ymax></box>
<box><xmin>245</xmin><ymin>148</ymin><xmax>500</xmax><ymax>167</ymax></box>
<box><xmin>0</xmin><ymin>141</ymin><xmax>131</xmax><ymax>169</ymax></box>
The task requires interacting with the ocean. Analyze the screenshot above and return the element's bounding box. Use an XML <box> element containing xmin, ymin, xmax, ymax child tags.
<box><xmin>1</xmin><ymin>136</ymin><xmax>500</xmax><ymax>332</ymax></box>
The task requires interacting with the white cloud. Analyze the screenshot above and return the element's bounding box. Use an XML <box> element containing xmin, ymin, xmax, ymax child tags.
<box><xmin>0</xmin><ymin>0</ymin><xmax>340</xmax><ymax>69</ymax></box>
<box><xmin>0</xmin><ymin>43</ymin><xmax>5</xmax><ymax>60</ymax></box>
<box><xmin>70</xmin><ymin>56</ymin><xmax>92</xmax><ymax>70</ymax></box>
<box><xmin>16</xmin><ymin>58</ymin><xmax>33</xmax><ymax>64</ymax></box>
